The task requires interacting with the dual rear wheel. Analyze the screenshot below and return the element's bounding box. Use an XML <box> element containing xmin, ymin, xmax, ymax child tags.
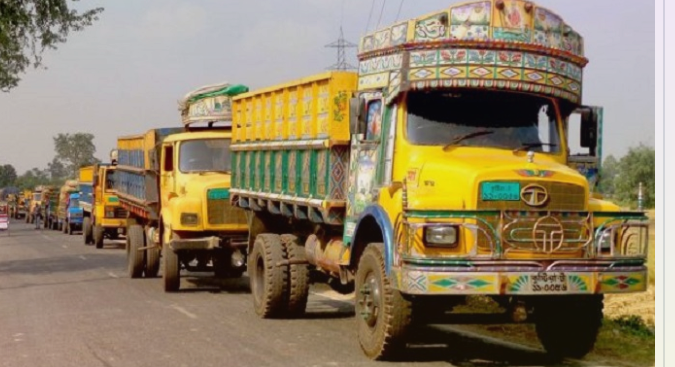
<box><xmin>248</xmin><ymin>233</ymin><xmax>309</xmax><ymax>319</ymax></box>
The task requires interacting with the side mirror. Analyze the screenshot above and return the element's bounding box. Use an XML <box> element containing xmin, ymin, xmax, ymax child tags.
<box><xmin>579</xmin><ymin>108</ymin><xmax>597</xmax><ymax>150</ymax></box>
<box><xmin>349</xmin><ymin>97</ymin><xmax>366</xmax><ymax>136</ymax></box>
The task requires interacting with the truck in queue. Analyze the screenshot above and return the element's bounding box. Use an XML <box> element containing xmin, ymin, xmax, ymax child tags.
<box><xmin>81</xmin><ymin>155</ymin><xmax>128</xmax><ymax>249</ymax></box>
<box><xmin>55</xmin><ymin>180</ymin><xmax>83</xmax><ymax>234</ymax></box>
<box><xmin>115</xmin><ymin>83</ymin><xmax>250</xmax><ymax>291</ymax></box>
<box><xmin>42</xmin><ymin>186</ymin><xmax>59</xmax><ymax>230</ymax></box>
<box><xmin>229</xmin><ymin>1</ymin><xmax>649</xmax><ymax>360</ymax></box>
<box><xmin>27</xmin><ymin>186</ymin><xmax>45</xmax><ymax>224</ymax></box>
<box><xmin>8</xmin><ymin>193</ymin><xmax>27</xmax><ymax>220</ymax></box>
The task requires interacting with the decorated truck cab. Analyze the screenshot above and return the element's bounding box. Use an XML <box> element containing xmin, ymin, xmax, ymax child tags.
<box><xmin>229</xmin><ymin>0</ymin><xmax>649</xmax><ymax>361</ymax></box>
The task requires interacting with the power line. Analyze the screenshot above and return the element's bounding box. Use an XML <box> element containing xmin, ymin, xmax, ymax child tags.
<box><xmin>365</xmin><ymin>0</ymin><xmax>376</xmax><ymax>33</ymax></box>
<box><xmin>395</xmin><ymin>0</ymin><xmax>405</xmax><ymax>22</ymax></box>
<box><xmin>376</xmin><ymin>0</ymin><xmax>387</xmax><ymax>29</ymax></box>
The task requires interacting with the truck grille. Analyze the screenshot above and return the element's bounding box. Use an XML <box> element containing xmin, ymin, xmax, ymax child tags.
<box><xmin>207</xmin><ymin>199</ymin><xmax>248</xmax><ymax>225</ymax></box>
<box><xmin>477</xmin><ymin>181</ymin><xmax>586</xmax><ymax>212</ymax></box>
<box><xmin>114</xmin><ymin>207</ymin><xmax>127</xmax><ymax>219</ymax></box>
<box><xmin>475</xmin><ymin>181</ymin><xmax>588</xmax><ymax>256</ymax></box>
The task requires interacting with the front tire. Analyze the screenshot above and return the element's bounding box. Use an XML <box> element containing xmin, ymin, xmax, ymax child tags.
<box><xmin>145</xmin><ymin>228</ymin><xmax>160</xmax><ymax>278</ymax></box>
<box><xmin>83</xmin><ymin>217</ymin><xmax>93</xmax><ymax>245</ymax></box>
<box><xmin>162</xmin><ymin>229</ymin><xmax>180</xmax><ymax>292</ymax></box>
<box><xmin>535</xmin><ymin>295</ymin><xmax>604</xmax><ymax>359</ymax></box>
<box><xmin>93</xmin><ymin>225</ymin><xmax>104</xmax><ymax>249</ymax></box>
<box><xmin>248</xmin><ymin>234</ymin><xmax>288</xmax><ymax>318</ymax></box>
<box><xmin>127</xmin><ymin>225</ymin><xmax>145</xmax><ymax>279</ymax></box>
<box><xmin>356</xmin><ymin>243</ymin><xmax>413</xmax><ymax>360</ymax></box>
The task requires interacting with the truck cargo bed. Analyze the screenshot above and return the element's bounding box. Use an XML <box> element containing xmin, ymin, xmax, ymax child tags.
<box><xmin>230</xmin><ymin>72</ymin><xmax>357</xmax><ymax>226</ymax></box>
<box><xmin>115</xmin><ymin>127</ymin><xmax>183</xmax><ymax>221</ymax></box>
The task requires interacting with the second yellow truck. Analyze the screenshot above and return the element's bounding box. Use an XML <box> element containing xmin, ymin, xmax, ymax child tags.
<box><xmin>115</xmin><ymin>83</ymin><xmax>249</xmax><ymax>291</ymax></box>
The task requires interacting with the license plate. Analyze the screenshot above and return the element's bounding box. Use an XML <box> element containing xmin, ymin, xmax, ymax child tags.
<box><xmin>480</xmin><ymin>182</ymin><xmax>520</xmax><ymax>201</ymax></box>
<box><xmin>531</xmin><ymin>272</ymin><xmax>569</xmax><ymax>293</ymax></box>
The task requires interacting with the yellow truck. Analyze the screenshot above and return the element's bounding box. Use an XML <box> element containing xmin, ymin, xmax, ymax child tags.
<box><xmin>229</xmin><ymin>1</ymin><xmax>649</xmax><ymax>360</ymax></box>
<box><xmin>26</xmin><ymin>186</ymin><xmax>45</xmax><ymax>224</ymax></box>
<box><xmin>80</xmin><ymin>158</ymin><xmax>128</xmax><ymax>248</ymax></box>
<box><xmin>115</xmin><ymin>83</ymin><xmax>249</xmax><ymax>291</ymax></box>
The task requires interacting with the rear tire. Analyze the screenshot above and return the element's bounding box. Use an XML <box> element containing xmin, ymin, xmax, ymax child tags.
<box><xmin>248</xmin><ymin>234</ymin><xmax>288</xmax><ymax>318</ymax></box>
<box><xmin>94</xmin><ymin>225</ymin><xmax>104</xmax><ymax>249</ymax></box>
<box><xmin>535</xmin><ymin>295</ymin><xmax>604</xmax><ymax>359</ymax></box>
<box><xmin>127</xmin><ymin>225</ymin><xmax>145</xmax><ymax>279</ymax></box>
<box><xmin>281</xmin><ymin>234</ymin><xmax>309</xmax><ymax>317</ymax></box>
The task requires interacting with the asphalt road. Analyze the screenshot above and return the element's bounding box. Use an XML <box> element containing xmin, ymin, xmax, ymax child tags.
<box><xmin>0</xmin><ymin>221</ymin><xmax>614</xmax><ymax>367</ymax></box>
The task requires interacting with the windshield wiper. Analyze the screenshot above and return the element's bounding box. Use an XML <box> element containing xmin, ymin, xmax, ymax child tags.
<box><xmin>197</xmin><ymin>170</ymin><xmax>231</xmax><ymax>175</ymax></box>
<box><xmin>442</xmin><ymin>130</ymin><xmax>494</xmax><ymax>151</ymax></box>
<box><xmin>512</xmin><ymin>142</ymin><xmax>558</xmax><ymax>153</ymax></box>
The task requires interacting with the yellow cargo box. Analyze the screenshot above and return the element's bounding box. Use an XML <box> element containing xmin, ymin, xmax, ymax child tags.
<box><xmin>117</xmin><ymin>128</ymin><xmax>183</xmax><ymax>171</ymax></box>
<box><xmin>232</xmin><ymin>71</ymin><xmax>357</xmax><ymax>143</ymax></box>
<box><xmin>79</xmin><ymin>166</ymin><xmax>94</xmax><ymax>183</ymax></box>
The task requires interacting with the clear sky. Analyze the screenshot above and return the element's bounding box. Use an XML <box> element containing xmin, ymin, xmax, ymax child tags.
<box><xmin>0</xmin><ymin>0</ymin><xmax>655</xmax><ymax>174</ymax></box>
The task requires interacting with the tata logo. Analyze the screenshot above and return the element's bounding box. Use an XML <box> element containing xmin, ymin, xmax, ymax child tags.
<box><xmin>520</xmin><ymin>184</ymin><xmax>549</xmax><ymax>207</ymax></box>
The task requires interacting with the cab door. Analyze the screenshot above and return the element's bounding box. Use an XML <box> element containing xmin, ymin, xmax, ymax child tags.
<box><xmin>344</xmin><ymin>92</ymin><xmax>398</xmax><ymax>242</ymax></box>
<box><xmin>566</xmin><ymin>106</ymin><xmax>603</xmax><ymax>192</ymax></box>
<box><xmin>160</xmin><ymin>142</ymin><xmax>177</xmax><ymax>210</ymax></box>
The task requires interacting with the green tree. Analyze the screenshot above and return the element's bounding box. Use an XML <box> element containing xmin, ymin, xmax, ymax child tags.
<box><xmin>613</xmin><ymin>144</ymin><xmax>655</xmax><ymax>208</ymax></box>
<box><xmin>47</xmin><ymin>156</ymin><xmax>68</xmax><ymax>181</ymax></box>
<box><xmin>0</xmin><ymin>0</ymin><xmax>103</xmax><ymax>92</ymax></box>
<box><xmin>0</xmin><ymin>163</ymin><xmax>17</xmax><ymax>187</ymax></box>
<box><xmin>53</xmin><ymin>133</ymin><xmax>100</xmax><ymax>178</ymax></box>
<box><xmin>598</xmin><ymin>155</ymin><xmax>619</xmax><ymax>197</ymax></box>
<box><xmin>14</xmin><ymin>167</ymin><xmax>50</xmax><ymax>190</ymax></box>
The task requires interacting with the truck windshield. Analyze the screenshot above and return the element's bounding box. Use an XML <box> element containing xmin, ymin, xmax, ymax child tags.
<box><xmin>405</xmin><ymin>90</ymin><xmax>561</xmax><ymax>153</ymax></box>
<box><xmin>105</xmin><ymin>171</ymin><xmax>116</xmax><ymax>191</ymax></box>
<box><xmin>179</xmin><ymin>139</ymin><xmax>231</xmax><ymax>173</ymax></box>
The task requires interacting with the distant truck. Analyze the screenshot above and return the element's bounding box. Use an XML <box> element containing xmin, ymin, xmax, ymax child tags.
<box><xmin>64</xmin><ymin>193</ymin><xmax>83</xmax><ymax>235</ymax></box>
<box><xmin>80</xmin><ymin>159</ymin><xmax>128</xmax><ymax>249</ymax></box>
<box><xmin>42</xmin><ymin>186</ymin><xmax>59</xmax><ymax>230</ymax></box>
<box><xmin>115</xmin><ymin>83</ymin><xmax>249</xmax><ymax>291</ymax></box>
<box><xmin>56</xmin><ymin>180</ymin><xmax>83</xmax><ymax>234</ymax></box>
<box><xmin>26</xmin><ymin>186</ymin><xmax>45</xmax><ymax>223</ymax></box>
<box><xmin>7</xmin><ymin>194</ymin><xmax>27</xmax><ymax>220</ymax></box>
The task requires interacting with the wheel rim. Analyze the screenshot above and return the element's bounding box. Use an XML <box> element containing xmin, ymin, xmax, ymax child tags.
<box><xmin>358</xmin><ymin>271</ymin><xmax>381</xmax><ymax>328</ymax></box>
<box><xmin>253</xmin><ymin>255</ymin><xmax>265</xmax><ymax>304</ymax></box>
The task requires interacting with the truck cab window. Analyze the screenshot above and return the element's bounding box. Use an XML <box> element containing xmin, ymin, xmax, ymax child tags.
<box><xmin>105</xmin><ymin>171</ymin><xmax>115</xmax><ymax>190</ymax></box>
<box><xmin>163</xmin><ymin>146</ymin><xmax>174</xmax><ymax>172</ymax></box>
<box><xmin>179</xmin><ymin>139</ymin><xmax>231</xmax><ymax>173</ymax></box>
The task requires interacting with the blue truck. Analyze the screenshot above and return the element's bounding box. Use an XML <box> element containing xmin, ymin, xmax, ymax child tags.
<box><xmin>61</xmin><ymin>192</ymin><xmax>84</xmax><ymax>235</ymax></box>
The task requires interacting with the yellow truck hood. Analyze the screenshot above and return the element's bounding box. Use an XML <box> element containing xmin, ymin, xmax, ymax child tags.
<box><xmin>178</xmin><ymin>173</ymin><xmax>231</xmax><ymax>197</ymax></box>
<box><xmin>405</xmin><ymin>150</ymin><xmax>589</xmax><ymax>211</ymax></box>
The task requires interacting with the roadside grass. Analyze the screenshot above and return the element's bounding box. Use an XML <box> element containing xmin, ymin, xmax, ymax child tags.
<box><xmin>467</xmin><ymin>315</ymin><xmax>655</xmax><ymax>367</ymax></box>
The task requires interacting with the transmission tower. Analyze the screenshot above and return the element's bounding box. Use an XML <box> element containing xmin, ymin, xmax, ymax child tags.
<box><xmin>325</xmin><ymin>27</ymin><xmax>357</xmax><ymax>71</ymax></box>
